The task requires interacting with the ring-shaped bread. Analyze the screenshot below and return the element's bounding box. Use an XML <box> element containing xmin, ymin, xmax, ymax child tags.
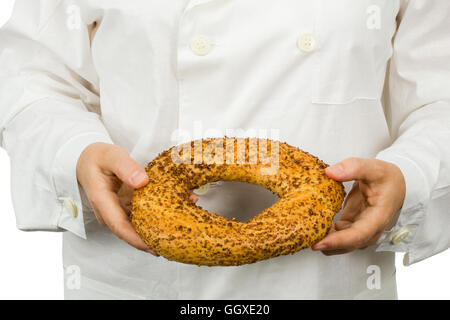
<box><xmin>131</xmin><ymin>138</ymin><xmax>345</xmax><ymax>266</ymax></box>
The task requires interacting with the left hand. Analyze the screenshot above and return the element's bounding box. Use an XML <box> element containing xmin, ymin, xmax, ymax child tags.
<box><xmin>312</xmin><ymin>158</ymin><xmax>406</xmax><ymax>255</ymax></box>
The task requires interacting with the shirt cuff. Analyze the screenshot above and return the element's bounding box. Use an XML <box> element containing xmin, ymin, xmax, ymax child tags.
<box><xmin>374</xmin><ymin>151</ymin><xmax>428</xmax><ymax>256</ymax></box>
<box><xmin>51</xmin><ymin>132</ymin><xmax>113</xmax><ymax>239</ymax></box>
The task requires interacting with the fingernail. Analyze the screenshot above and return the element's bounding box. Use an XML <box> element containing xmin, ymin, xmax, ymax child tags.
<box><xmin>189</xmin><ymin>194</ymin><xmax>199</xmax><ymax>203</ymax></box>
<box><xmin>146</xmin><ymin>249</ymin><xmax>159</xmax><ymax>256</ymax></box>
<box><xmin>313</xmin><ymin>243</ymin><xmax>328</xmax><ymax>251</ymax></box>
<box><xmin>327</xmin><ymin>164</ymin><xmax>344</xmax><ymax>176</ymax></box>
<box><xmin>130</xmin><ymin>171</ymin><xmax>147</xmax><ymax>186</ymax></box>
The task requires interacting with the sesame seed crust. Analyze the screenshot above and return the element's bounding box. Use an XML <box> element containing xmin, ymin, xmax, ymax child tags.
<box><xmin>131</xmin><ymin>138</ymin><xmax>345</xmax><ymax>266</ymax></box>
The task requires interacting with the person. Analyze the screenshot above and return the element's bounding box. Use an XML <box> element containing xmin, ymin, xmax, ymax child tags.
<box><xmin>0</xmin><ymin>0</ymin><xmax>449</xmax><ymax>299</ymax></box>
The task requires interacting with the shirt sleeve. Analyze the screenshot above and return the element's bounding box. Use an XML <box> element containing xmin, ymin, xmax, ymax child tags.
<box><xmin>375</xmin><ymin>0</ymin><xmax>450</xmax><ymax>265</ymax></box>
<box><xmin>0</xmin><ymin>0</ymin><xmax>112</xmax><ymax>239</ymax></box>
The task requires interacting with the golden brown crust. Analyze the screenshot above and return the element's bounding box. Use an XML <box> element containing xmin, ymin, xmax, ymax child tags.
<box><xmin>131</xmin><ymin>138</ymin><xmax>345</xmax><ymax>266</ymax></box>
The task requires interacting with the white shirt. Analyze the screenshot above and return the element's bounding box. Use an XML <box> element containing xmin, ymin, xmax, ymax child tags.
<box><xmin>0</xmin><ymin>0</ymin><xmax>449</xmax><ymax>299</ymax></box>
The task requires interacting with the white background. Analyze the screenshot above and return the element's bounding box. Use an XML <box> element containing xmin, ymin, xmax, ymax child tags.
<box><xmin>0</xmin><ymin>0</ymin><xmax>449</xmax><ymax>300</ymax></box>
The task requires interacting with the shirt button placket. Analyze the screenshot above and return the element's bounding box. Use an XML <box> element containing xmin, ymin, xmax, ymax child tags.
<box><xmin>177</xmin><ymin>2</ymin><xmax>215</xmax><ymax>140</ymax></box>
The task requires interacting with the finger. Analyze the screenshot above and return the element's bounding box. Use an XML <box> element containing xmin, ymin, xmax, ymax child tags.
<box><xmin>342</xmin><ymin>181</ymin><xmax>359</xmax><ymax>209</ymax></box>
<box><xmin>89</xmin><ymin>189</ymin><xmax>159</xmax><ymax>256</ymax></box>
<box><xmin>339</xmin><ymin>184</ymin><xmax>365</xmax><ymax>222</ymax></box>
<box><xmin>359</xmin><ymin>231</ymin><xmax>384</xmax><ymax>249</ymax></box>
<box><xmin>189</xmin><ymin>194</ymin><xmax>199</xmax><ymax>203</ymax></box>
<box><xmin>189</xmin><ymin>190</ymin><xmax>199</xmax><ymax>203</ymax></box>
<box><xmin>100</xmin><ymin>146</ymin><xmax>149</xmax><ymax>189</ymax></box>
<box><xmin>334</xmin><ymin>220</ymin><xmax>352</xmax><ymax>231</ymax></box>
<box><xmin>328</xmin><ymin>222</ymin><xmax>337</xmax><ymax>233</ymax></box>
<box><xmin>321</xmin><ymin>248</ymin><xmax>354</xmax><ymax>256</ymax></box>
<box><xmin>311</xmin><ymin>223</ymin><xmax>336</xmax><ymax>250</ymax></box>
<box><xmin>325</xmin><ymin>158</ymin><xmax>384</xmax><ymax>183</ymax></box>
<box><xmin>316</xmin><ymin>227</ymin><xmax>354</xmax><ymax>255</ymax></box>
<box><xmin>92</xmin><ymin>207</ymin><xmax>106</xmax><ymax>226</ymax></box>
<box><xmin>118</xmin><ymin>183</ymin><xmax>135</xmax><ymax>215</ymax></box>
<box><xmin>312</xmin><ymin>207</ymin><xmax>382</xmax><ymax>251</ymax></box>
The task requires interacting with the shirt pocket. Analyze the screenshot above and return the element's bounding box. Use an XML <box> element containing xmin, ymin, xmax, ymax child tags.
<box><xmin>311</xmin><ymin>0</ymin><xmax>394</xmax><ymax>104</ymax></box>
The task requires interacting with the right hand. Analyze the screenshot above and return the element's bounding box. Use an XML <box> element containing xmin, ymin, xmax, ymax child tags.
<box><xmin>76</xmin><ymin>142</ymin><xmax>158</xmax><ymax>255</ymax></box>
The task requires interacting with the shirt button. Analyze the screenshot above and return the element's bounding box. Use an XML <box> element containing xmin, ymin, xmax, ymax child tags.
<box><xmin>63</xmin><ymin>199</ymin><xmax>78</xmax><ymax>218</ymax></box>
<box><xmin>391</xmin><ymin>227</ymin><xmax>410</xmax><ymax>244</ymax></box>
<box><xmin>297</xmin><ymin>33</ymin><xmax>318</xmax><ymax>53</ymax></box>
<box><xmin>193</xmin><ymin>183</ymin><xmax>210</xmax><ymax>196</ymax></box>
<box><xmin>190</xmin><ymin>35</ymin><xmax>212</xmax><ymax>56</ymax></box>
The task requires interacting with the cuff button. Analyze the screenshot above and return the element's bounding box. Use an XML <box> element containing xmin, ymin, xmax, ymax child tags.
<box><xmin>64</xmin><ymin>199</ymin><xmax>78</xmax><ymax>218</ymax></box>
<box><xmin>391</xmin><ymin>227</ymin><xmax>410</xmax><ymax>244</ymax></box>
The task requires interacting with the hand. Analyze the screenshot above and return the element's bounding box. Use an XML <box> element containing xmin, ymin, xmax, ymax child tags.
<box><xmin>76</xmin><ymin>142</ymin><xmax>158</xmax><ymax>255</ymax></box>
<box><xmin>312</xmin><ymin>158</ymin><xmax>406</xmax><ymax>255</ymax></box>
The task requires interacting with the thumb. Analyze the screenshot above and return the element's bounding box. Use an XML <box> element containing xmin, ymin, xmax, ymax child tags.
<box><xmin>325</xmin><ymin>158</ymin><xmax>383</xmax><ymax>183</ymax></box>
<box><xmin>102</xmin><ymin>146</ymin><xmax>149</xmax><ymax>189</ymax></box>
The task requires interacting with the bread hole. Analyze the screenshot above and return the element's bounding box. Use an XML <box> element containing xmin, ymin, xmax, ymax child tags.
<box><xmin>194</xmin><ymin>181</ymin><xmax>279</xmax><ymax>222</ymax></box>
